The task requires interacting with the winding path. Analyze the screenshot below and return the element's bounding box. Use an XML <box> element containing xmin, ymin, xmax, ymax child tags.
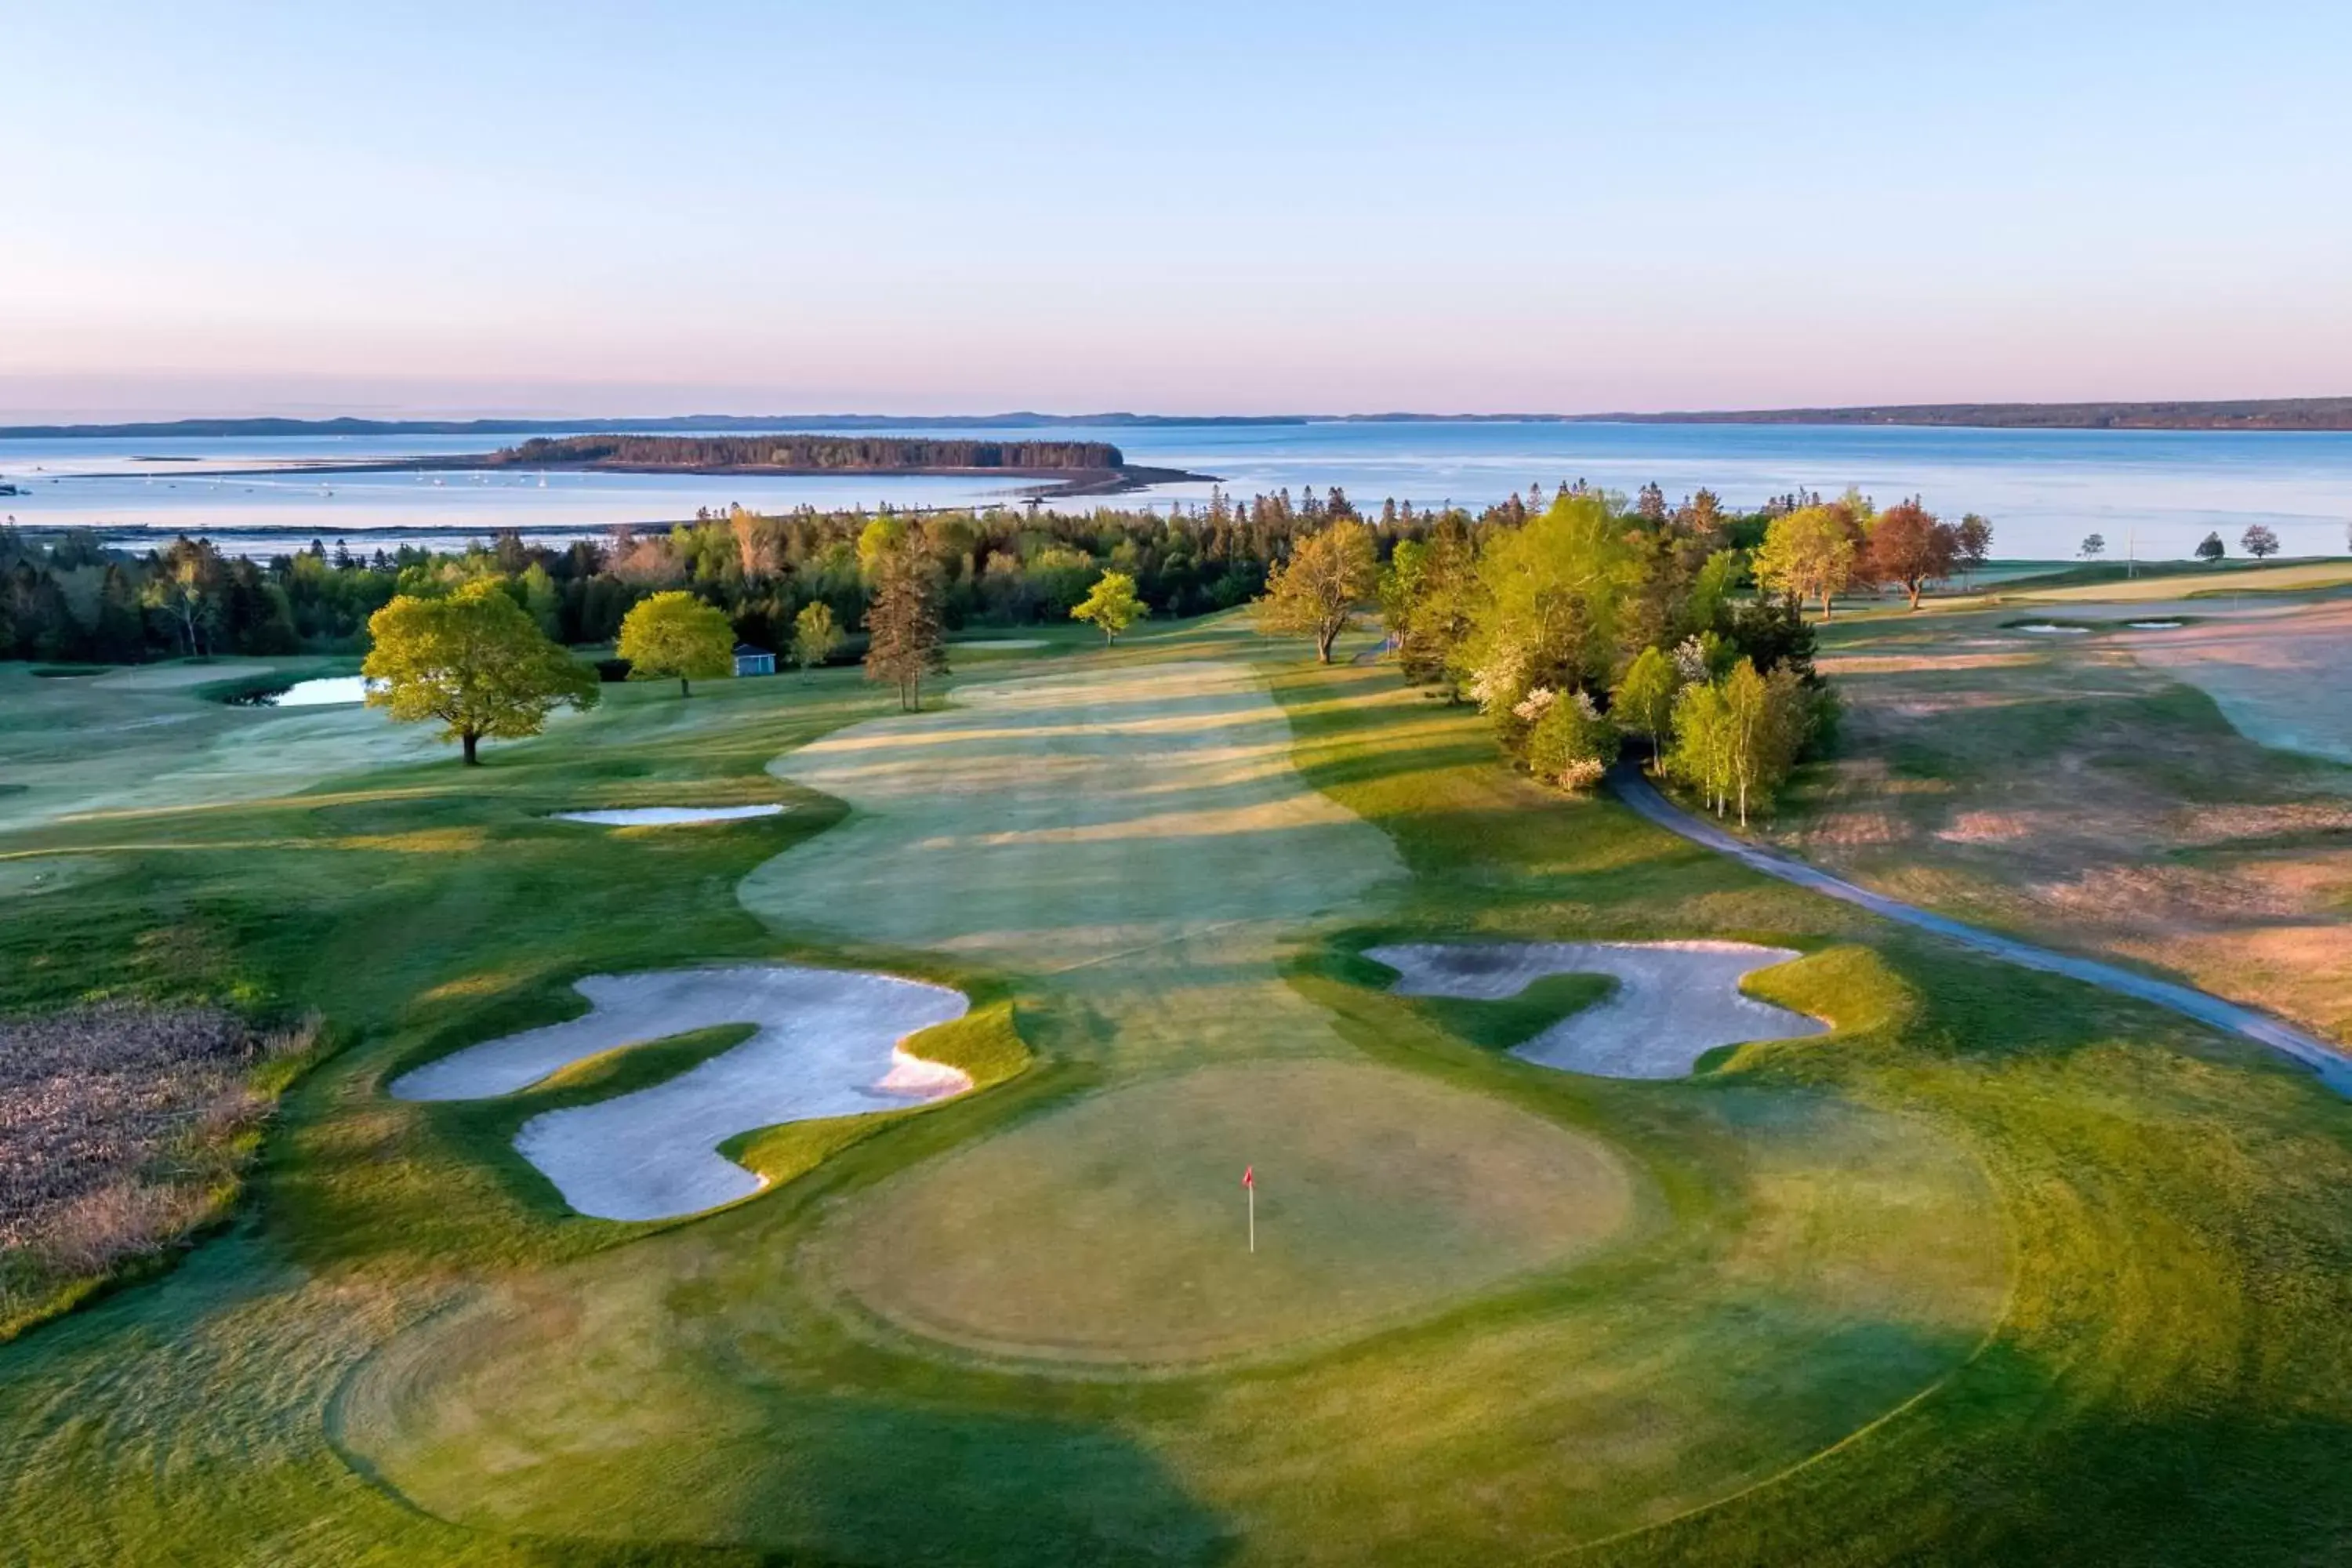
<box><xmin>1609</xmin><ymin>765</ymin><xmax>2352</xmax><ymax>1098</ymax></box>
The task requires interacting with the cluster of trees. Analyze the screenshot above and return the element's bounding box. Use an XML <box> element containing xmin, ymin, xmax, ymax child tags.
<box><xmin>1749</xmin><ymin>492</ymin><xmax>1991</xmax><ymax>616</ymax></box>
<box><xmin>1259</xmin><ymin>485</ymin><xmax>1839</xmax><ymax>822</ymax></box>
<box><xmin>2094</xmin><ymin>524</ymin><xmax>2288</xmax><ymax>564</ymax></box>
<box><xmin>2196</xmin><ymin>524</ymin><xmax>2281</xmax><ymax>561</ymax></box>
<box><xmin>483</xmin><ymin>434</ymin><xmax>1124</xmax><ymax>472</ymax></box>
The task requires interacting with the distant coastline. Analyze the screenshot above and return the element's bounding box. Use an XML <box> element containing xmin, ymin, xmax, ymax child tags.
<box><xmin>9</xmin><ymin>396</ymin><xmax>2352</xmax><ymax>440</ymax></box>
<box><xmin>1571</xmin><ymin>397</ymin><xmax>2352</xmax><ymax>433</ymax></box>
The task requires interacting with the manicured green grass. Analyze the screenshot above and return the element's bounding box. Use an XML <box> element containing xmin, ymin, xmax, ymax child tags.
<box><xmin>1402</xmin><ymin>971</ymin><xmax>1618</xmax><ymax>1051</ymax></box>
<box><xmin>3</xmin><ymin>633</ymin><xmax>2351</xmax><ymax>1565</ymax></box>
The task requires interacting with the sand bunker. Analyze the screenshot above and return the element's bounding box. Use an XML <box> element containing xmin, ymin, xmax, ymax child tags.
<box><xmin>389</xmin><ymin>966</ymin><xmax>968</xmax><ymax>1221</ymax></box>
<box><xmin>263</xmin><ymin>675</ymin><xmax>376</xmax><ymax>706</ymax></box>
<box><xmin>2011</xmin><ymin>623</ymin><xmax>2091</xmax><ymax>635</ymax></box>
<box><xmin>2124</xmin><ymin>620</ymin><xmax>2186</xmax><ymax>630</ymax></box>
<box><xmin>1366</xmin><ymin>940</ymin><xmax>1828</xmax><ymax>1078</ymax></box>
<box><xmin>550</xmin><ymin>804</ymin><xmax>787</xmax><ymax>826</ymax></box>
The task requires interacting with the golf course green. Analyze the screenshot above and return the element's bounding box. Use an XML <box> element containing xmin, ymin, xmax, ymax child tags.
<box><xmin>4</xmin><ymin>618</ymin><xmax>2350</xmax><ymax>1564</ymax></box>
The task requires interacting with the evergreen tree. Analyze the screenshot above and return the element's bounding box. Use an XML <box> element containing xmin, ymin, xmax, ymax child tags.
<box><xmin>862</xmin><ymin>542</ymin><xmax>947</xmax><ymax>710</ymax></box>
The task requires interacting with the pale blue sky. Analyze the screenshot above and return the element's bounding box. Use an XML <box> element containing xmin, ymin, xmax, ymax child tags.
<box><xmin>4</xmin><ymin>2</ymin><xmax>2347</xmax><ymax>418</ymax></box>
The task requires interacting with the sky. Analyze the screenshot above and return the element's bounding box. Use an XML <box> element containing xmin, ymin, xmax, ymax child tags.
<box><xmin>5</xmin><ymin>1</ymin><xmax>2350</xmax><ymax>420</ymax></box>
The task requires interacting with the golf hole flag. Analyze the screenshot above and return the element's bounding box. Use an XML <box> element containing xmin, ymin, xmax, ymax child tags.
<box><xmin>1243</xmin><ymin>1164</ymin><xmax>1254</xmax><ymax>1253</ymax></box>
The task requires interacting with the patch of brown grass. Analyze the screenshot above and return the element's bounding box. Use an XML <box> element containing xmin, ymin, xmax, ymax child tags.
<box><xmin>1</xmin><ymin>1004</ymin><xmax>321</xmax><ymax>1334</ymax></box>
<box><xmin>1783</xmin><ymin>608</ymin><xmax>2352</xmax><ymax>1047</ymax></box>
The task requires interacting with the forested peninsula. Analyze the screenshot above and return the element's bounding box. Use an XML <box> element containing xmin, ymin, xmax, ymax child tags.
<box><xmin>294</xmin><ymin>434</ymin><xmax>1209</xmax><ymax>497</ymax></box>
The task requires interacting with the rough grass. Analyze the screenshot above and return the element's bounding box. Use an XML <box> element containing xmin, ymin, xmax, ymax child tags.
<box><xmin>1786</xmin><ymin>604</ymin><xmax>2352</xmax><ymax>1044</ymax></box>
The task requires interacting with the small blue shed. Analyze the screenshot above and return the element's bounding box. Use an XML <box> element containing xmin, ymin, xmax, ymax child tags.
<box><xmin>733</xmin><ymin>643</ymin><xmax>776</xmax><ymax>677</ymax></box>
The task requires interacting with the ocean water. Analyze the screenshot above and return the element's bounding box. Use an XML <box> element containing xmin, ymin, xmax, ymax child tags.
<box><xmin>4</xmin><ymin>421</ymin><xmax>2349</xmax><ymax>562</ymax></box>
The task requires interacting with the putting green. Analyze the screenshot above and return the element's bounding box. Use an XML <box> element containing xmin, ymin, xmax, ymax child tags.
<box><xmin>815</xmin><ymin>1057</ymin><xmax>1637</xmax><ymax>1367</ymax></box>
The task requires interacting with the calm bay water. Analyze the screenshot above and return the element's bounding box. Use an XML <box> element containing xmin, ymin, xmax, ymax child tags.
<box><xmin>4</xmin><ymin>421</ymin><xmax>2350</xmax><ymax>561</ymax></box>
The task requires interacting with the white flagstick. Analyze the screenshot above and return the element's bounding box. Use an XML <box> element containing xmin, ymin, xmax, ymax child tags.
<box><xmin>1249</xmin><ymin>1179</ymin><xmax>1255</xmax><ymax>1254</ymax></box>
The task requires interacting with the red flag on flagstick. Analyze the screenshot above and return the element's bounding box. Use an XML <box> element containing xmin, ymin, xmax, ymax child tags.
<box><xmin>1242</xmin><ymin>1165</ymin><xmax>1254</xmax><ymax>1189</ymax></box>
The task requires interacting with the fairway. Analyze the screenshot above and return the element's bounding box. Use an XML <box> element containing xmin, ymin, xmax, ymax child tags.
<box><xmin>740</xmin><ymin>659</ymin><xmax>1404</xmax><ymax>968</ymax></box>
<box><xmin>0</xmin><ymin>660</ymin><xmax>467</xmax><ymax>834</ymax></box>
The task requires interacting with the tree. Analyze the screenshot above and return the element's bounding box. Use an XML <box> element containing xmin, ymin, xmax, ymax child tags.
<box><xmin>1610</xmin><ymin>645</ymin><xmax>1682</xmax><ymax>772</ymax></box>
<box><xmin>1954</xmin><ymin>513</ymin><xmax>1994</xmax><ymax>586</ymax></box>
<box><xmin>1720</xmin><ymin>659</ymin><xmax>1812</xmax><ymax>828</ymax></box>
<box><xmin>617</xmin><ymin>590</ymin><xmax>735</xmax><ymax>696</ymax></box>
<box><xmin>1665</xmin><ymin>680</ymin><xmax>1735</xmax><ymax>818</ymax></box>
<box><xmin>2196</xmin><ymin>532</ymin><xmax>2227</xmax><ymax>563</ymax></box>
<box><xmin>790</xmin><ymin>601</ymin><xmax>842</xmax><ymax>671</ymax></box>
<box><xmin>863</xmin><ymin>540</ymin><xmax>946</xmax><ymax>710</ymax></box>
<box><xmin>2241</xmin><ymin>523</ymin><xmax>2281</xmax><ymax>560</ymax></box>
<box><xmin>1667</xmin><ymin>659</ymin><xmax>1813</xmax><ymax>826</ymax></box>
<box><xmin>2080</xmin><ymin>533</ymin><xmax>2106</xmax><ymax>561</ymax></box>
<box><xmin>1379</xmin><ymin>517</ymin><xmax>1479</xmax><ymax>692</ymax></box>
<box><xmin>1860</xmin><ymin>499</ymin><xmax>1959</xmax><ymax>610</ymax></box>
<box><xmin>1463</xmin><ymin>492</ymin><xmax>1635</xmax><ymax>733</ymax></box>
<box><xmin>1071</xmin><ymin>569</ymin><xmax>1148</xmax><ymax>644</ymax></box>
<box><xmin>1523</xmin><ymin>689</ymin><xmax>1619</xmax><ymax>792</ymax></box>
<box><xmin>142</xmin><ymin>538</ymin><xmax>226</xmax><ymax>656</ymax></box>
<box><xmin>1254</xmin><ymin>517</ymin><xmax>1378</xmax><ymax>662</ymax></box>
<box><xmin>1752</xmin><ymin>505</ymin><xmax>1858</xmax><ymax>619</ymax></box>
<box><xmin>363</xmin><ymin>579</ymin><xmax>597</xmax><ymax>764</ymax></box>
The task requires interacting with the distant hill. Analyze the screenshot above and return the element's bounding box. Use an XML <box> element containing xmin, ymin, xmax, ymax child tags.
<box><xmin>9</xmin><ymin>397</ymin><xmax>2352</xmax><ymax>440</ymax></box>
<box><xmin>1570</xmin><ymin>397</ymin><xmax>2352</xmax><ymax>431</ymax></box>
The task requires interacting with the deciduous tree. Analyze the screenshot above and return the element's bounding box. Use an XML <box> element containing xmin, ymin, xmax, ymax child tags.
<box><xmin>2196</xmin><ymin>532</ymin><xmax>2227</xmax><ymax>563</ymax></box>
<box><xmin>617</xmin><ymin>590</ymin><xmax>734</xmax><ymax>696</ymax></box>
<box><xmin>363</xmin><ymin>579</ymin><xmax>597</xmax><ymax>764</ymax></box>
<box><xmin>1071</xmin><ymin>569</ymin><xmax>1148</xmax><ymax>644</ymax></box>
<box><xmin>1753</xmin><ymin>505</ymin><xmax>1858</xmax><ymax>619</ymax></box>
<box><xmin>1861</xmin><ymin>499</ymin><xmax>1961</xmax><ymax>610</ymax></box>
<box><xmin>1378</xmin><ymin>517</ymin><xmax>1479</xmax><ymax>692</ymax></box>
<box><xmin>1610</xmin><ymin>645</ymin><xmax>1682</xmax><ymax>771</ymax></box>
<box><xmin>2241</xmin><ymin>523</ymin><xmax>2281</xmax><ymax>559</ymax></box>
<box><xmin>790</xmin><ymin>601</ymin><xmax>842</xmax><ymax>671</ymax></box>
<box><xmin>1254</xmin><ymin>517</ymin><xmax>1378</xmax><ymax>662</ymax></box>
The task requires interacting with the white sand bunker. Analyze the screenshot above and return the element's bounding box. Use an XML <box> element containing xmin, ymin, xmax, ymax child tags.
<box><xmin>2012</xmin><ymin>622</ymin><xmax>2091</xmax><ymax>635</ymax></box>
<box><xmin>550</xmin><ymin>804</ymin><xmax>788</xmax><ymax>826</ymax></box>
<box><xmin>2124</xmin><ymin>619</ymin><xmax>2186</xmax><ymax>630</ymax></box>
<box><xmin>389</xmin><ymin>965</ymin><xmax>968</xmax><ymax>1220</ymax></box>
<box><xmin>1366</xmin><ymin>940</ymin><xmax>1829</xmax><ymax>1079</ymax></box>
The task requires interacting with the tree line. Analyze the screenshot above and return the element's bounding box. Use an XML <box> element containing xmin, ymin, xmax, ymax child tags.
<box><xmin>1</xmin><ymin>485</ymin><xmax>1479</xmax><ymax>664</ymax></box>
